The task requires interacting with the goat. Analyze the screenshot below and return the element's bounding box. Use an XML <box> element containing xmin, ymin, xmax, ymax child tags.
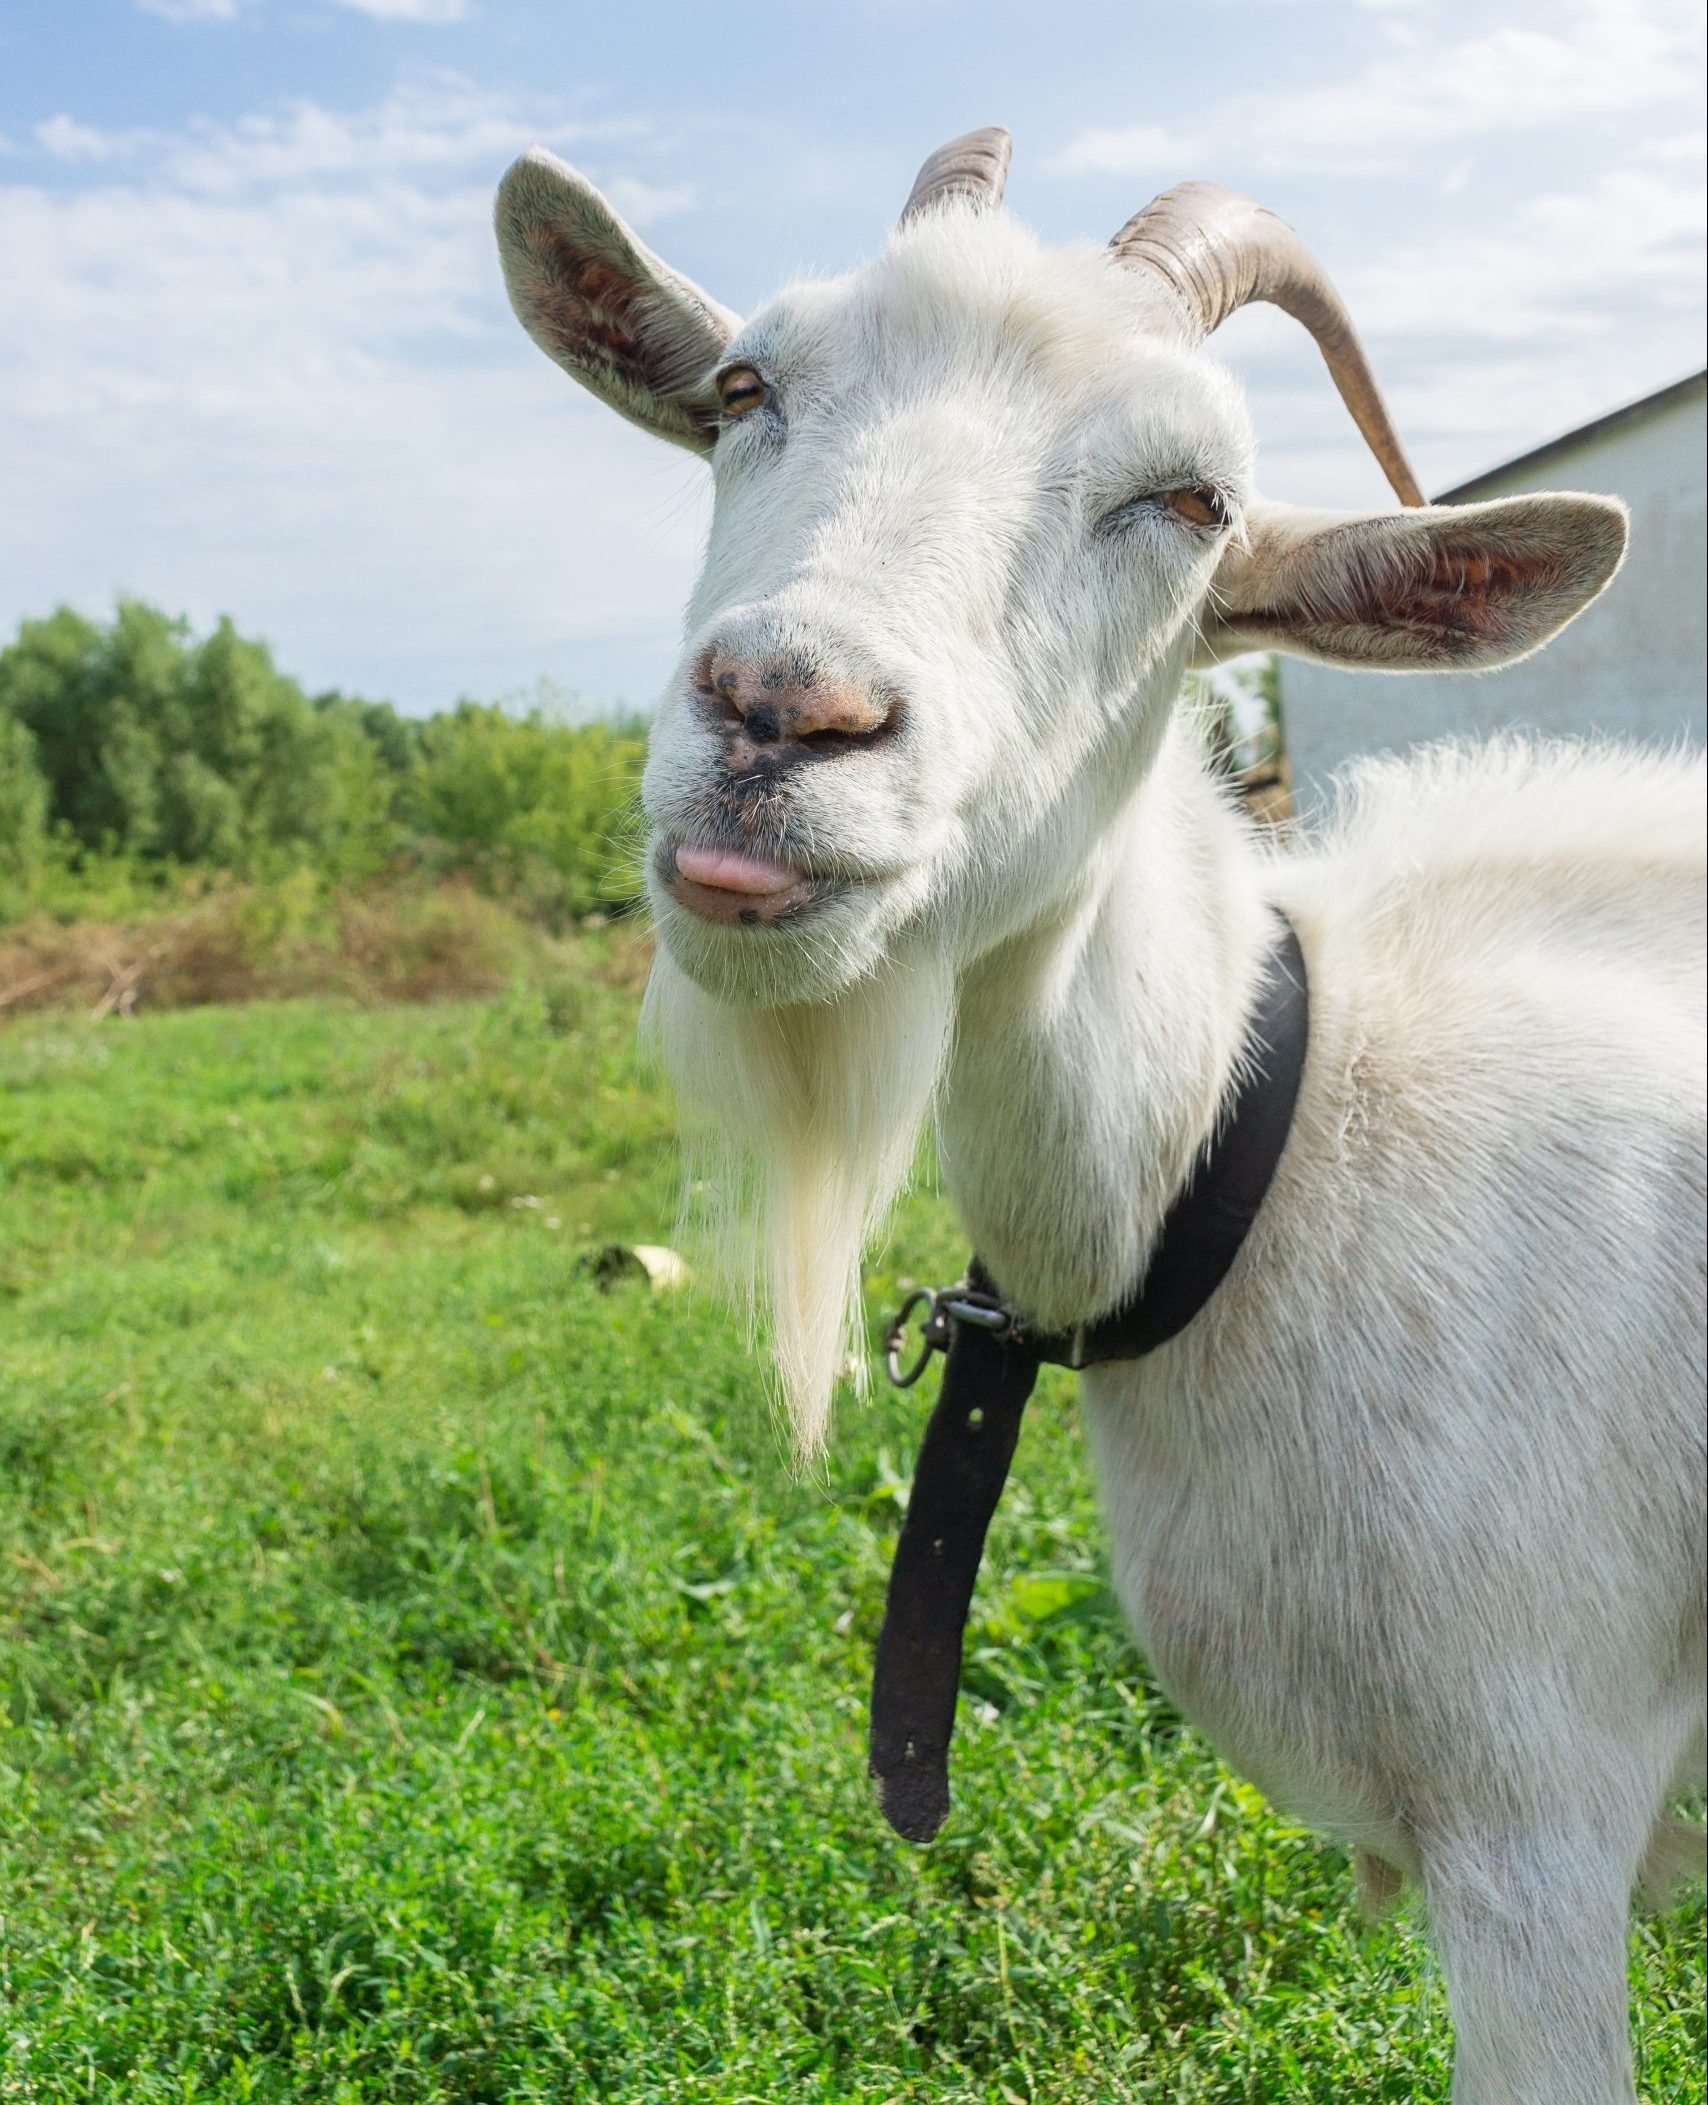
<box><xmin>493</xmin><ymin>128</ymin><xmax>1706</xmax><ymax>2104</ymax></box>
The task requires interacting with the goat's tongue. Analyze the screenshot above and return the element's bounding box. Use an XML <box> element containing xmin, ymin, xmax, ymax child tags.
<box><xmin>674</xmin><ymin>843</ymin><xmax>803</xmax><ymax>896</ymax></box>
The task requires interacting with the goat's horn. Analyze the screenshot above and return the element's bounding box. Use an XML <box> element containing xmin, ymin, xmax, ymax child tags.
<box><xmin>1111</xmin><ymin>181</ymin><xmax>1424</xmax><ymax>508</ymax></box>
<box><xmin>900</xmin><ymin>127</ymin><xmax>1012</xmax><ymax>225</ymax></box>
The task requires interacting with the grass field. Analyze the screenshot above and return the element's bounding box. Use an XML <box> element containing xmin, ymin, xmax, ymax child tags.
<box><xmin>1</xmin><ymin>951</ymin><xmax>1702</xmax><ymax>2103</ymax></box>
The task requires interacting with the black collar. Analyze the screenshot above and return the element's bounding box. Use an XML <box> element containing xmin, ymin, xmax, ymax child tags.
<box><xmin>1015</xmin><ymin>912</ymin><xmax>1309</xmax><ymax>1367</ymax></box>
<box><xmin>869</xmin><ymin>915</ymin><xmax>1309</xmax><ymax>1842</ymax></box>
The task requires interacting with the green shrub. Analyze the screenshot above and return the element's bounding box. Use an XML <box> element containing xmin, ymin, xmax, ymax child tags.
<box><xmin>409</xmin><ymin>701</ymin><xmax>647</xmax><ymax>925</ymax></box>
<box><xmin>0</xmin><ymin>872</ymin><xmax>568</xmax><ymax>1017</ymax></box>
<box><xmin>0</xmin><ymin>605</ymin><xmax>649</xmax><ymax>931</ymax></box>
<box><xmin>0</xmin><ymin>708</ymin><xmax>49</xmax><ymax>911</ymax></box>
<box><xmin>0</xmin><ymin>602</ymin><xmax>411</xmax><ymax>880</ymax></box>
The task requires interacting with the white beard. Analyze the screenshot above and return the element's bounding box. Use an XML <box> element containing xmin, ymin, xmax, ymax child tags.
<box><xmin>643</xmin><ymin>942</ymin><xmax>955</xmax><ymax>1458</ymax></box>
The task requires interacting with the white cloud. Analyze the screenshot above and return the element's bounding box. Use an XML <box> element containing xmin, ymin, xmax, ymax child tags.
<box><xmin>138</xmin><ymin>0</ymin><xmax>242</xmax><ymax>20</ymax></box>
<box><xmin>1252</xmin><ymin>0</ymin><xmax>1697</xmax><ymax>168</ymax></box>
<box><xmin>1346</xmin><ymin>146</ymin><xmax>1707</xmax><ymax>346</ymax></box>
<box><xmin>1050</xmin><ymin>0</ymin><xmax>1704</xmax><ymax>180</ymax></box>
<box><xmin>1646</xmin><ymin>129</ymin><xmax>1708</xmax><ymax>165</ymax></box>
<box><xmin>175</xmin><ymin>92</ymin><xmax>528</xmax><ymax>191</ymax></box>
<box><xmin>137</xmin><ymin>0</ymin><xmax>473</xmax><ymax>17</ymax></box>
<box><xmin>29</xmin><ymin>79</ymin><xmax>645</xmax><ymax>198</ymax></box>
<box><xmin>329</xmin><ymin>0</ymin><xmax>471</xmax><ymax>19</ymax></box>
<box><xmin>1045</xmin><ymin>125</ymin><xmax>1177</xmax><ymax>182</ymax></box>
<box><xmin>0</xmin><ymin>82</ymin><xmax>711</xmax><ymax>709</ymax></box>
<box><xmin>1199</xmin><ymin>134</ymin><xmax>1706</xmax><ymax>508</ymax></box>
<box><xmin>603</xmin><ymin>176</ymin><xmax>697</xmax><ymax>227</ymax></box>
<box><xmin>35</xmin><ymin>116</ymin><xmax>140</xmax><ymax>163</ymax></box>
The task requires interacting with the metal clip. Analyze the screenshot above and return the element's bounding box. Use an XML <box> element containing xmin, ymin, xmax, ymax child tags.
<box><xmin>883</xmin><ymin>1280</ymin><xmax>1015</xmax><ymax>1387</ymax></box>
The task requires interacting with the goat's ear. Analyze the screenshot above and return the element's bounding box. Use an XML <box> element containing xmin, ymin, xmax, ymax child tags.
<box><xmin>494</xmin><ymin>148</ymin><xmax>739</xmax><ymax>455</ymax></box>
<box><xmin>1191</xmin><ymin>493</ymin><xmax>1627</xmax><ymax>671</ymax></box>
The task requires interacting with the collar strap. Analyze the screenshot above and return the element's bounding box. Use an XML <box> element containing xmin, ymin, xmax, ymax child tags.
<box><xmin>1022</xmin><ymin>913</ymin><xmax>1309</xmax><ymax>1367</ymax></box>
<box><xmin>867</xmin><ymin>1310</ymin><xmax>1041</xmax><ymax>1841</ymax></box>
<box><xmin>870</xmin><ymin>915</ymin><xmax>1309</xmax><ymax>1841</ymax></box>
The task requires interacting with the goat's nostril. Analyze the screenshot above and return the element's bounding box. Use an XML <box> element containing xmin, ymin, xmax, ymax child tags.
<box><xmin>697</xmin><ymin>648</ymin><xmax>895</xmax><ymax>754</ymax></box>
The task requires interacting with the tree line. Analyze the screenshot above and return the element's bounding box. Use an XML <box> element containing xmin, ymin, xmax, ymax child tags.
<box><xmin>0</xmin><ymin>602</ymin><xmax>647</xmax><ymax>925</ymax></box>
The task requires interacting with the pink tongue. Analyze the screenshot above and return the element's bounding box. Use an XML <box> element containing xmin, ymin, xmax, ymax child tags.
<box><xmin>675</xmin><ymin>843</ymin><xmax>803</xmax><ymax>896</ymax></box>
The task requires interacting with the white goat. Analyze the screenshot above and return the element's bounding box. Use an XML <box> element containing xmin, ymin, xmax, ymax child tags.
<box><xmin>494</xmin><ymin>129</ymin><xmax>1706</xmax><ymax>2104</ymax></box>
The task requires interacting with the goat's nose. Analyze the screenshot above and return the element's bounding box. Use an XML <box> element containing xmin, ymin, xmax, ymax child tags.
<box><xmin>700</xmin><ymin>648</ymin><xmax>892</xmax><ymax>758</ymax></box>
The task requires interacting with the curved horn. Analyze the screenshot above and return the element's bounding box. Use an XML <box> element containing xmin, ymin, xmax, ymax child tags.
<box><xmin>900</xmin><ymin>127</ymin><xmax>1012</xmax><ymax>225</ymax></box>
<box><xmin>1112</xmin><ymin>181</ymin><xmax>1424</xmax><ymax>508</ymax></box>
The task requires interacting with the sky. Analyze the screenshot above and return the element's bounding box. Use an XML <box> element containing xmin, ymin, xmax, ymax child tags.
<box><xmin>3</xmin><ymin>0</ymin><xmax>1703</xmax><ymax>716</ymax></box>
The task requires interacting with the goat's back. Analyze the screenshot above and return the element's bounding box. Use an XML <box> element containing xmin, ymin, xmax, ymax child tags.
<box><xmin>1286</xmin><ymin>735</ymin><xmax>1705</xmax><ymax>1010</ymax></box>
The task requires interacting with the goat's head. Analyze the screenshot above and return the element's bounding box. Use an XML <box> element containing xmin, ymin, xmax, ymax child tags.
<box><xmin>496</xmin><ymin>128</ymin><xmax>1624</xmax><ymax>1008</ymax></box>
<box><xmin>494</xmin><ymin>130</ymin><xmax>1627</xmax><ymax>1448</ymax></box>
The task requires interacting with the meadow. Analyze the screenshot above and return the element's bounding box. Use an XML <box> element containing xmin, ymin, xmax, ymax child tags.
<box><xmin>0</xmin><ymin>943</ymin><xmax>1702</xmax><ymax>2103</ymax></box>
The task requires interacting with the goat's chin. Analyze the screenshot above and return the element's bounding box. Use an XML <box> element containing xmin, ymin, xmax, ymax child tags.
<box><xmin>649</xmin><ymin>879</ymin><xmax>892</xmax><ymax>1009</ymax></box>
<box><xmin>642</xmin><ymin>939</ymin><xmax>953</xmax><ymax>1459</ymax></box>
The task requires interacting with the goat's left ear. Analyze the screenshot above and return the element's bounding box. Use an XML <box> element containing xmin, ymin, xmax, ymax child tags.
<box><xmin>495</xmin><ymin>148</ymin><xmax>739</xmax><ymax>454</ymax></box>
<box><xmin>1191</xmin><ymin>493</ymin><xmax>1628</xmax><ymax>671</ymax></box>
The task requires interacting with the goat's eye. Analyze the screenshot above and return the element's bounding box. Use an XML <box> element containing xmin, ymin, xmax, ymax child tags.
<box><xmin>716</xmin><ymin>365</ymin><xmax>768</xmax><ymax>419</ymax></box>
<box><xmin>1099</xmin><ymin>482</ymin><xmax>1233</xmax><ymax>539</ymax></box>
<box><xmin>1159</xmin><ymin>484</ymin><xmax>1228</xmax><ymax>530</ymax></box>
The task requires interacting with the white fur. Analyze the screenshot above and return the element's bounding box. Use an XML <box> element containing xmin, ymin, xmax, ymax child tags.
<box><xmin>496</xmin><ymin>163</ymin><xmax>1707</xmax><ymax>2103</ymax></box>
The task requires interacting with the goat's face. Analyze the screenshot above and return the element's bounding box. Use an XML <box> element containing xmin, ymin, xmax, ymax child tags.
<box><xmin>649</xmin><ymin>228</ymin><xmax>1251</xmax><ymax>1003</ymax></box>
<box><xmin>496</xmin><ymin>135</ymin><xmax>1626</xmax><ymax>1010</ymax></box>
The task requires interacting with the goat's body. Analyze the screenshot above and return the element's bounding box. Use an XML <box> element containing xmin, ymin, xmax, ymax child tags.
<box><xmin>949</xmin><ymin>733</ymin><xmax>1704</xmax><ymax>2105</ymax></box>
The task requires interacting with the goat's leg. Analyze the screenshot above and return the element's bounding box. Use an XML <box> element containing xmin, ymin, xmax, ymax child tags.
<box><xmin>1422</xmin><ymin>1830</ymin><xmax>1643</xmax><ymax>2105</ymax></box>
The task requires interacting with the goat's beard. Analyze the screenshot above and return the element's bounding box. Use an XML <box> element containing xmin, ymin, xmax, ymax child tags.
<box><xmin>643</xmin><ymin>941</ymin><xmax>955</xmax><ymax>1460</ymax></box>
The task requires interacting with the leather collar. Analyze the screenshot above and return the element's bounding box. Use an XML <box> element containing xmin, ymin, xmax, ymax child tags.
<box><xmin>870</xmin><ymin>914</ymin><xmax>1309</xmax><ymax>1841</ymax></box>
<box><xmin>1016</xmin><ymin>914</ymin><xmax>1309</xmax><ymax>1367</ymax></box>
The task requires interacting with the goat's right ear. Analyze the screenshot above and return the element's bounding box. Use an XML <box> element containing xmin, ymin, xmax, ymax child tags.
<box><xmin>494</xmin><ymin>148</ymin><xmax>739</xmax><ymax>454</ymax></box>
<box><xmin>1191</xmin><ymin>493</ymin><xmax>1628</xmax><ymax>671</ymax></box>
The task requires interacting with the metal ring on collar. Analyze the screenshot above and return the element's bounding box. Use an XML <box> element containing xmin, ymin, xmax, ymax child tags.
<box><xmin>884</xmin><ymin>1281</ymin><xmax>1017</xmax><ymax>1387</ymax></box>
<box><xmin>884</xmin><ymin>1288</ymin><xmax>942</xmax><ymax>1387</ymax></box>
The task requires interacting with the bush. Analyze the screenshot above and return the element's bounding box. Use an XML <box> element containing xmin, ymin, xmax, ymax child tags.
<box><xmin>0</xmin><ymin>605</ymin><xmax>650</xmax><ymax>934</ymax></box>
<box><xmin>408</xmin><ymin>701</ymin><xmax>647</xmax><ymax>926</ymax></box>
<box><xmin>0</xmin><ymin>602</ymin><xmax>410</xmax><ymax>880</ymax></box>
<box><xmin>0</xmin><ymin>710</ymin><xmax>49</xmax><ymax>912</ymax></box>
<box><xmin>0</xmin><ymin>876</ymin><xmax>568</xmax><ymax>1018</ymax></box>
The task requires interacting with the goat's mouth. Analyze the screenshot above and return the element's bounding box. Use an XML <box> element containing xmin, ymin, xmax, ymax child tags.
<box><xmin>657</xmin><ymin>837</ymin><xmax>834</xmax><ymax>927</ymax></box>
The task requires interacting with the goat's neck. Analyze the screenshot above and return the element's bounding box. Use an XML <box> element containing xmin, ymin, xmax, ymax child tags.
<box><xmin>936</xmin><ymin>723</ymin><xmax>1273</xmax><ymax>1329</ymax></box>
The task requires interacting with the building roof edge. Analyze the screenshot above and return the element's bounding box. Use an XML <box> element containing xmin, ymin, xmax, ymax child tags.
<box><xmin>1434</xmin><ymin>369</ymin><xmax>1707</xmax><ymax>503</ymax></box>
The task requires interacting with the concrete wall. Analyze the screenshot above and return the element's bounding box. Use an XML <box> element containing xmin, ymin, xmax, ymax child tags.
<box><xmin>1280</xmin><ymin>375</ymin><xmax>1707</xmax><ymax>811</ymax></box>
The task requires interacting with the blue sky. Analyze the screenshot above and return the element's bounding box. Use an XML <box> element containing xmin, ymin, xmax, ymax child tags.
<box><xmin>3</xmin><ymin>0</ymin><xmax>1703</xmax><ymax>713</ymax></box>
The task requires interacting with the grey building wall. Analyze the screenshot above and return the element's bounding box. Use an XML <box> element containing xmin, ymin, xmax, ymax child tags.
<box><xmin>1280</xmin><ymin>372</ymin><xmax>1706</xmax><ymax>811</ymax></box>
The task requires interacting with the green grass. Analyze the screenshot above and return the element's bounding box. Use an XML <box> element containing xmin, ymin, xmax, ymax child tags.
<box><xmin>0</xmin><ymin>965</ymin><xmax>1701</xmax><ymax>2102</ymax></box>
